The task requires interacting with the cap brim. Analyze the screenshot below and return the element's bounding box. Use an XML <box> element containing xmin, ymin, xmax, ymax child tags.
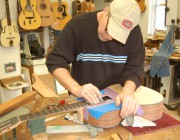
<box><xmin>107</xmin><ymin>17</ymin><xmax>130</xmax><ymax>44</ymax></box>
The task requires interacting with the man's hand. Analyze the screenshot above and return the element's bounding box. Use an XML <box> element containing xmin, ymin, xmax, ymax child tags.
<box><xmin>75</xmin><ymin>83</ymin><xmax>102</xmax><ymax>104</ymax></box>
<box><xmin>115</xmin><ymin>92</ymin><xmax>139</xmax><ymax>118</ymax></box>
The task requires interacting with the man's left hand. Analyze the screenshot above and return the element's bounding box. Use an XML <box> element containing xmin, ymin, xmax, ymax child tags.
<box><xmin>115</xmin><ymin>92</ymin><xmax>139</xmax><ymax>118</ymax></box>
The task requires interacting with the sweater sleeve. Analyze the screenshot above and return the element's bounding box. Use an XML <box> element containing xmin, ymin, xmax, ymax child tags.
<box><xmin>46</xmin><ymin>25</ymin><xmax>76</xmax><ymax>74</ymax></box>
<box><xmin>119</xmin><ymin>26</ymin><xmax>145</xmax><ymax>88</ymax></box>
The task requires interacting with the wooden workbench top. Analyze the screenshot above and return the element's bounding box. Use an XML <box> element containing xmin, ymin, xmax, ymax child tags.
<box><xmin>146</xmin><ymin>52</ymin><xmax>180</xmax><ymax>60</ymax></box>
<box><xmin>1</xmin><ymin>85</ymin><xmax>180</xmax><ymax>140</ymax></box>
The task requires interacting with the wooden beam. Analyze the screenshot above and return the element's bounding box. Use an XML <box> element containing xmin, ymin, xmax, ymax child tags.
<box><xmin>0</xmin><ymin>91</ymin><xmax>37</xmax><ymax>116</ymax></box>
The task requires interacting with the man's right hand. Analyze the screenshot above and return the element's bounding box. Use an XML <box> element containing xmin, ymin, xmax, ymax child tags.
<box><xmin>75</xmin><ymin>83</ymin><xmax>102</xmax><ymax>104</ymax></box>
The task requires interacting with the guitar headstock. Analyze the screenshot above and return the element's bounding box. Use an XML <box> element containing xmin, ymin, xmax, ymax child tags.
<box><xmin>0</xmin><ymin>117</ymin><xmax>20</xmax><ymax>135</ymax></box>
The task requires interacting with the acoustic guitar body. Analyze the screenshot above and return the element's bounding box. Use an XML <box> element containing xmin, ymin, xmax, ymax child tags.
<box><xmin>0</xmin><ymin>19</ymin><xmax>20</xmax><ymax>47</ymax></box>
<box><xmin>84</xmin><ymin>104</ymin><xmax>122</xmax><ymax>128</ymax></box>
<box><xmin>19</xmin><ymin>0</ymin><xmax>41</xmax><ymax>30</ymax></box>
<box><xmin>72</xmin><ymin>0</ymin><xmax>82</xmax><ymax>17</ymax></box>
<box><xmin>81</xmin><ymin>1</ymin><xmax>95</xmax><ymax>13</ymax></box>
<box><xmin>84</xmin><ymin>86</ymin><xmax>163</xmax><ymax>128</ymax></box>
<box><xmin>51</xmin><ymin>1</ymin><xmax>72</xmax><ymax>31</ymax></box>
<box><xmin>36</xmin><ymin>0</ymin><xmax>54</xmax><ymax>27</ymax></box>
<box><xmin>134</xmin><ymin>86</ymin><xmax>164</xmax><ymax>121</ymax></box>
<box><xmin>87</xmin><ymin>2</ymin><xmax>95</xmax><ymax>12</ymax></box>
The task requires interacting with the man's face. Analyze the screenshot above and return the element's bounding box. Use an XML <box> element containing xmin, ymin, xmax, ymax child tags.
<box><xmin>98</xmin><ymin>8</ymin><xmax>113</xmax><ymax>42</ymax></box>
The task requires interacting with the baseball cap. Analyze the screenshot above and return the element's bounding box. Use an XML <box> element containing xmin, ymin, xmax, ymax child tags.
<box><xmin>107</xmin><ymin>0</ymin><xmax>141</xmax><ymax>44</ymax></box>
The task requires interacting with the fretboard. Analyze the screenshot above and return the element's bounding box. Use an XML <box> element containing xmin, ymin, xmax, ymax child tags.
<box><xmin>0</xmin><ymin>100</ymin><xmax>89</xmax><ymax>135</ymax></box>
<box><xmin>5</xmin><ymin>0</ymin><xmax>11</xmax><ymax>26</ymax></box>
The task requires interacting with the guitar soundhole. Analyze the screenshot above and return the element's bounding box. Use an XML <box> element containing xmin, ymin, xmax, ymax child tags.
<box><xmin>25</xmin><ymin>5</ymin><xmax>32</xmax><ymax>12</ymax></box>
<box><xmin>57</xmin><ymin>6</ymin><xmax>63</xmax><ymax>13</ymax></box>
<box><xmin>9</xmin><ymin>40</ymin><xmax>13</xmax><ymax>47</ymax></box>
<box><xmin>9</xmin><ymin>82</ymin><xmax>22</xmax><ymax>87</ymax></box>
<box><xmin>40</xmin><ymin>4</ymin><xmax>47</xmax><ymax>10</ymax></box>
<box><xmin>102</xmin><ymin>96</ymin><xmax>111</xmax><ymax>101</ymax></box>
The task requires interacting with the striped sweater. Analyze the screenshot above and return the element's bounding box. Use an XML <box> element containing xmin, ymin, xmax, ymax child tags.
<box><xmin>46</xmin><ymin>11</ymin><xmax>145</xmax><ymax>90</ymax></box>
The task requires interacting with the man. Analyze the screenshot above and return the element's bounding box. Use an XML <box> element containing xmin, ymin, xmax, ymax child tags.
<box><xmin>46</xmin><ymin>0</ymin><xmax>145</xmax><ymax>118</ymax></box>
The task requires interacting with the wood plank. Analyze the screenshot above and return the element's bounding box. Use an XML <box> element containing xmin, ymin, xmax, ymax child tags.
<box><xmin>32</xmin><ymin>73</ymin><xmax>58</xmax><ymax>97</ymax></box>
<box><xmin>0</xmin><ymin>91</ymin><xmax>37</xmax><ymax>116</ymax></box>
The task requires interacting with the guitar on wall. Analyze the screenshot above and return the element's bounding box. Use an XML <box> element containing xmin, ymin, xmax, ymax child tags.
<box><xmin>51</xmin><ymin>0</ymin><xmax>72</xmax><ymax>31</ymax></box>
<box><xmin>135</xmin><ymin>0</ymin><xmax>146</xmax><ymax>13</ymax></box>
<box><xmin>81</xmin><ymin>0</ymin><xmax>95</xmax><ymax>13</ymax></box>
<box><xmin>72</xmin><ymin>0</ymin><xmax>82</xmax><ymax>17</ymax></box>
<box><xmin>18</xmin><ymin>0</ymin><xmax>41</xmax><ymax>30</ymax></box>
<box><xmin>86</xmin><ymin>0</ymin><xmax>95</xmax><ymax>12</ymax></box>
<box><xmin>0</xmin><ymin>0</ymin><xmax>20</xmax><ymax>47</ymax></box>
<box><xmin>36</xmin><ymin>0</ymin><xmax>54</xmax><ymax>27</ymax></box>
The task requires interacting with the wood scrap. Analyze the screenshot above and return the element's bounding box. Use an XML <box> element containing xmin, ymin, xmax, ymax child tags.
<box><xmin>32</xmin><ymin>73</ymin><xmax>58</xmax><ymax>97</ymax></box>
<box><xmin>0</xmin><ymin>91</ymin><xmax>37</xmax><ymax>116</ymax></box>
<box><xmin>110</xmin><ymin>133</ymin><xmax>123</xmax><ymax>140</ymax></box>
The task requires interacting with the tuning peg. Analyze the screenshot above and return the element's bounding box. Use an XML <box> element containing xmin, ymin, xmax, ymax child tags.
<box><xmin>165</xmin><ymin>7</ymin><xmax>169</xmax><ymax>12</ymax></box>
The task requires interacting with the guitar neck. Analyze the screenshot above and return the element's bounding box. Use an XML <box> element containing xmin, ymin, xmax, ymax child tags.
<box><xmin>0</xmin><ymin>100</ymin><xmax>89</xmax><ymax>135</ymax></box>
<box><xmin>27</xmin><ymin>0</ymin><xmax>31</xmax><ymax>7</ymax></box>
<box><xmin>58</xmin><ymin>0</ymin><xmax>62</xmax><ymax>7</ymax></box>
<box><xmin>86</xmin><ymin>0</ymin><xmax>93</xmax><ymax>2</ymax></box>
<box><xmin>5</xmin><ymin>0</ymin><xmax>11</xmax><ymax>26</ymax></box>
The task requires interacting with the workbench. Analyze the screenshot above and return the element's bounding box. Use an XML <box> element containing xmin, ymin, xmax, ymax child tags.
<box><xmin>146</xmin><ymin>52</ymin><xmax>180</xmax><ymax>61</ymax></box>
<box><xmin>1</xmin><ymin>85</ymin><xmax>180</xmax><ymax>140</ymax></box>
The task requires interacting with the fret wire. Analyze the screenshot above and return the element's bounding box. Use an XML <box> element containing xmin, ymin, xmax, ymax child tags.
<box><xmin>57</xmin><ymin>106</ymin><xmax>64</xmax><ymax>111</ymax></box>
<box><xmin>64</xmin><ymin>104</ymin><xmax>70</xmax><ymax>109</ymax></box>
<box><xmin>46</xmin><ymin>109</ymin><xmax>54</xmax><ymax>114</ymax></box>
<box><xmin>34</xmin><ymin>112</ymin><xmax>43</xmax><ymax>117</ymax></box>
<box><xmin>39</xmin><ymin>111</ymin><xmax>43</xmax><ymax>116</ymax></box>
<box><xmin>27</xmin><ymin>113</ymin><xmax>35</xmax><ymax>119</ymax></box>
<box><xmin>81</xmin><ymin>101</ymin><xmax>87</xmax><ymax>106</ymax></box>
<box><xmin>41</xmin><ymin>110</ymin><xmax>48</xmax><ymax>115</ymax></box>
<box><xmin>78</xmin><ymin>101</ymin><xmax>85</xmax><ymax>107</ymax></box>
<box><xmin>54</xmin><ymin>106</ymin><xmax>60</xmax><ymax>111</ymax></box>
<box><xmin>26</xmin><ymin>114</ymin><xmax>29</xmax><ymax>120</ymax></box>
<box><xmin>51</xmin><ymin>107</ymin><xmax>59</xmax><ymax>113</ymax></box>
<box><xmin>72</xmin><ymin>103</ymin><xmax>78</xmax><ymax>108</ymax></box>
<box><xmin>70</xmin><ymin>103</ymin><xmax>76</xmax><ymax>108</ymax></box>
<box><xmin>62</xmin><ymin>105</ymin><xmax>68</xmax><ymax>110</ymax></box>
<box><xmin>45</xmin><ymin>109</ymin><xmax>49</xmax><ymax>114</ymax></box>
<box><xmin>81</xmin><ymin>101</ymin><xmax>89</xmax><ymax>106</ymax></box>
<box><xmin>50</xmin><ymin>108</ymin><xmax>55</xmax><ymax>113</ymax></box>
<box><xmin>74</xmin><ymin>102</ymin><xmax>81</xmax><ymax>107</ymax></box>
<box><xmin>61</xmin><ymin>106</ymin><xmax>66</xmax><ymax>110</ymax></box>
<box><xmin>71</xmin><ymin>103</ymin><xmax>77</xmax><ymax>109</ymax></box>
<box><xmin>65</xmin><ymin>104</ymin><xmax>73</xmax><ymax>109</ymax></box>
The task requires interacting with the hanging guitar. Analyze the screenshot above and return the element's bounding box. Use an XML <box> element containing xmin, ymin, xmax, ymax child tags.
<box><xmin>135</xmin><ymin>0</ymin><xmax>146</xmax><ymax>13</ymax></box>
<box><xmin>81</xmin><ymin>0</ymin><xmax>88</xmax><ymax>13</ymax></box>
<box><xmin>72</xmin><ymin>0</ymin><xmax>82</xmax><ymax>17</ymax></box>
<box><xmin>51</xmin><ymin>0</ymin><xmax>72</xmax><ymax>31</ymax></box>
<box><xmin>81</xmin><ymin>0</ymin><xmax>95</xmax><ymax>13</ymax></box>
<box><xmin>36</xmin><ymin>0</ymin><xmax>54</xmax><ymax>27</ymax></box>
<box><xmin>0</xmin><ymin>0</ymin><xmax>20</xmax><ymax>47</ymax></box>
<box><xmin>18</xmin><ymin>0</ymin><xmax>41</xmax><ymax>30</ymax></box>
<box><xmin>86</xmin><ymin>0</ymin><xmax>95</xmax><ymax>12</ymax></box>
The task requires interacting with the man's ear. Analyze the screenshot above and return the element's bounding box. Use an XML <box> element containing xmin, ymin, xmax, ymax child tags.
<box><xmin>103</xmin><ymin>6</ymin><xmax>109</xmax><ymax>12</ymax></box>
